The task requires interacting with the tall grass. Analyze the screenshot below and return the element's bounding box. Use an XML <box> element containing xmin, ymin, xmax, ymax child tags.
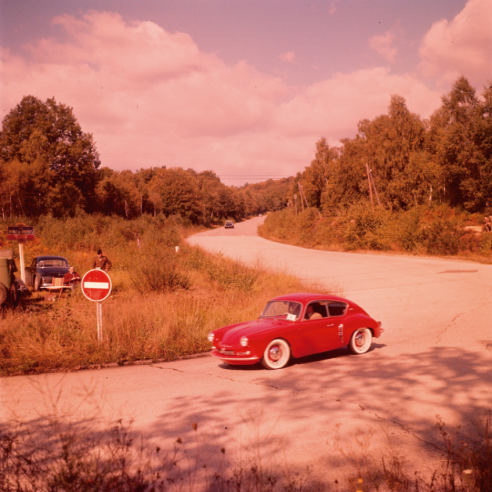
<box><xmin>0</xmin><ymin>214</ymin><xmax>326</xmax><ymax>375</ymax></box>
<box><xmin>258</xmin><ymin>203</ymin><xmax>491</xmax><ymax>258</ymax></box>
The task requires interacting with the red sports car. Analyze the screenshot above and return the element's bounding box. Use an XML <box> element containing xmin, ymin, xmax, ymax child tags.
<box><xmin>208</xmin><ymin>293</ymin><xmax>383</xmax><ymax>369</ymax></box>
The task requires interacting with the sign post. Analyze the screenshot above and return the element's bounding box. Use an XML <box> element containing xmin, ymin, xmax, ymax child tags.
<box><xmin>81</xmin><ymin>269</ymin><xmax>112</xmax><ymax>343</ymax></box>
<box><xmin>7</xmin><ymin>225</ymin><xmax>35</xmax><ymax>283</ymax></box>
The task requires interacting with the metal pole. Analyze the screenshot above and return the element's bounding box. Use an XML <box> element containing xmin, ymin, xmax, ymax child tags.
<box><xmin>369</xmin><ymin>168</ymin><xmax>381</xmax><ymax>207</ymax></box>
<box><xmin>97</xmin><ymin>301</ymin><xmax>102</xmax><ymax>343</ymax></box>
<box><xmin>366</xmin><ymin>163</ymin><xmax>374</xmax><ymax>209</ymax></box>
<box><xmin>18</xmin><ymin>241</ymin><xmax>26</xmax><ymax>283</ymax></box>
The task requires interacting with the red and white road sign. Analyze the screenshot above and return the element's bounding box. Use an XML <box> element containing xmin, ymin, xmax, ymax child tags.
<box><xmin>81</xmin><ymin>269</ymin><xmax>112</xmax><ymax>302</ymax></box>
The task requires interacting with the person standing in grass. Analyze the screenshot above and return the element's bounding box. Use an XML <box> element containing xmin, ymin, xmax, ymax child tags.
<box><xmin>93</xmin><ymin>249</ymin><xmax>112</xmax><ymax>271</ymax></box>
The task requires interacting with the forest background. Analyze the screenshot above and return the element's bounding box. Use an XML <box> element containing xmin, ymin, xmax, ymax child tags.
<box><xmin>0</xmin><ymin>75</ymin><xmax>491</xmax><ymax>257</ymax></box>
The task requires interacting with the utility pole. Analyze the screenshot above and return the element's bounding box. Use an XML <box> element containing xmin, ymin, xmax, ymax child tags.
<box><xmin>299</xmin><ymin>182</ymin><xmax>310</xmax><ymax>209</ymax></box>
<box><xmin>369</xmin><ymin>168</ymin><xmax>381</xmax><ymax>207</ymax></box>
<box><xmin>366</xmin><ymin>164</ymin><xmax>381</xmax><ymax>208</ymax></box>
<box><xmin>366</xmin><ymin>163</ymin><xmax>374</xmax><ymax>209</ymax></box>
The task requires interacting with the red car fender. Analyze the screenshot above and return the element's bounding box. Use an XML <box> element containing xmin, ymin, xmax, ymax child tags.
<box><xmin>342</xmin><ymin>314</ymin><xmax>380</xmax><ymax>345</ymax></box>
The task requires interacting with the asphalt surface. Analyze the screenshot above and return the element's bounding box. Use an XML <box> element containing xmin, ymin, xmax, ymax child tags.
<box><xmin>2</xmin><ymin>216</ymin><xmax>491</xmax><ymax>480</ymax></box>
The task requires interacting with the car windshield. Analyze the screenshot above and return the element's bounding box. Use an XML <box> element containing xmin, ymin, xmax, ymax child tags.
<box><xmin>38</xmin><ymin>259</ymin><xmax>68</xmax><ymax>268</ymax></box>
<box><xmin>260</xmin><ymin>301</ymin><xmax>302</xmax><ymax>320</ymax></box>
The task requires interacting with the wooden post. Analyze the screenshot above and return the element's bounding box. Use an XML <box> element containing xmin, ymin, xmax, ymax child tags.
<box><xmin>18</xmin><ymin>241</ymin><xmax>26</xmax><ymax>283</ymax></box>
<box><xmin>366</xmin><ymin>163</ymin><xmax>374</xmax><ymax>209</ymax></box>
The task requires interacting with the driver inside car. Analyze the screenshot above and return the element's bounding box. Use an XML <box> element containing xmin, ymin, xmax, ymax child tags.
<box><xmin>305</xmin><ymin>304</ymin><xmax>323</xmax><ymax>320</ymax></box>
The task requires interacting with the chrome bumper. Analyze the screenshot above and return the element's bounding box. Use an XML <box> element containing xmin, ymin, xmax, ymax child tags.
<box><xmin>211</xmin><ymin>351</ymin><xmax>259</xmax><ymax>362</ymax></box>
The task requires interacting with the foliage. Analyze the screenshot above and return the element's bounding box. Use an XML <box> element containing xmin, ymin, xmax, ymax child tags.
<box><xmin>259</xmin><ymin>204</ymin><xmax>488</xmax><ymax>258</ymax></box>
<box><xmin>283</xmin><ymin>78</ymin><xmax>492</xmax><ymax>217</ymax></box>
<box><xmin>0</xmin><ymin>96</ymin><xmax>100</xmax><ymax>216</ymax></box>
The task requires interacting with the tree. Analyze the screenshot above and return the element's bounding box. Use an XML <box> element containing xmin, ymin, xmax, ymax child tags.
<box><xmin>149</xmin><ymin>168</ymin><xmax>201</xmax><ymax>222</ymax></box>
<box><xmin>428</xmin><ymin>77</ymin><xmax>486</xmax><ymax>211</ymax></box>
<box><xmin>0</xmin><ymin>95</ymin><xmax>101</xmax><ymax>214</ymax></box>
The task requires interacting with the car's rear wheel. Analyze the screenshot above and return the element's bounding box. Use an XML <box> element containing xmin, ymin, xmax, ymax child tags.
<box><xmin>348</xmin><ymin>328</ymin><xmax>372</xmax><ymax>355</ymax></box>
<box><xmin>34</xmin><ymin>275</ymin><xmax>41</xmax><ymax>291</ymax></box>
<box><xmin>261</xmin><ymin>339</ymin><xmax>290</xmax><ymax>370</ymax></box>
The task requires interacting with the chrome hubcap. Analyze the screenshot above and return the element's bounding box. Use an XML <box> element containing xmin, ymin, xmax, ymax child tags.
<box><xmin>355</xmin><ymin>332</ymin><xmax>365</xmax><ymax>347</ymax></box>
<box><xmin>269</xmin><ymin>346</ymin><xmax>281</xmax><ymax>361</ymax></box>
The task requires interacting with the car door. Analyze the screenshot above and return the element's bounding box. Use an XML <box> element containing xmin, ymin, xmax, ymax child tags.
<box><xmin>327</xmin><ymin>301</ymin><xmax>349</xmax><ymax>348</ymax></box>
<box><xmin>297</xmin><ymin>301</ymin><xmax>340</xmax><ymax>356</ymax></box>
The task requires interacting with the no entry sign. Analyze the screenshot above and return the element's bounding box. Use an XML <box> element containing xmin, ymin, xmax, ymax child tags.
<box><xmin>81</xmin><ymin>269</ymin><xmax>112</xmax><ymax>302</ymax></box>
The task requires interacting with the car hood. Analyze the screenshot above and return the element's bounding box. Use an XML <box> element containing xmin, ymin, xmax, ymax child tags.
<box><xmin>220</xmin><ymin>318</ymin><xmax>292</xmax><ymax>344</ymax></box>
<box><xmin>38</xmin><ymin>267</ymin><xmax>69</xmax><ymax>276</ymax></box>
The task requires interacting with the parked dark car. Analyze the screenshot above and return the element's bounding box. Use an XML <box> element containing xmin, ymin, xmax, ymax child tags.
<box><xmin>25</xmin><ymin>256</ymin><xmax>70</xmax><ymax>291</ymax></box>
<box><xmin>225</xmin><ymin>221</ymin><xmax>234</xmax><ymax>229</ymax></box>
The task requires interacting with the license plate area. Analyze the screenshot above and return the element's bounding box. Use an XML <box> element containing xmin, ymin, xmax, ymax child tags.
<box><xmin>223</xmin><ymin>350</ymin><xmax>234</xmax><ymax>355</ymax></box>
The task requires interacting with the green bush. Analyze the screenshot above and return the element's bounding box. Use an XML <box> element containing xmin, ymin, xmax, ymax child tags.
<box><xmin>259</xmin><ymin>204</ymin><xmax>484</xmax><ymax>257</ymax></box>
<box><xmin>128</xmin><ymin>247</ymin><xmax>190</xmax><ymax>294</ymax></box>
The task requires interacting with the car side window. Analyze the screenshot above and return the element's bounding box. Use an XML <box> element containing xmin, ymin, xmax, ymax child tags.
<box><xmin>304</xmin><ymin>302</ymin><xmax>328</xmax><ymax>320</ymax></box>
<box><xmin>328</xmin><ymin>302</ymin><xmax>347</xmax><ymax>317</ymax></box>
<box><xmin>31</xmin><ymin>259</ymin><xmax>37</xmax><ymax>268</ymax></box>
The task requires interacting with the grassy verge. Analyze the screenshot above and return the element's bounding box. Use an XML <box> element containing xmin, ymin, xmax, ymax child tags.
<box><xmin>1</xmin><ymin>412</ymin><xmax>490</xmax><ymax>491</ymax></box>
<box><xmin>258</xmin><ymin>204</ymin><xmax>492</xmax><ymax>261</ymax></box>
<box><xmin>0</xmin><ymin>214</ymin><xmax>327</xmax><ymax>376</ymax></box>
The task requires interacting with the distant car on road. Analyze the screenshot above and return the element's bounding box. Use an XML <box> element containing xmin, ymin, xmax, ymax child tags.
<box><xmin>25</xmin><ymin>256</ymin><xmax>70</xmax><ymax>291</ymax></box>
<box><xmin>225</xmin><ymin>221</ymin><xmax>234</xmax><ymax>229</ymax></box>
<box><xmin>208</xmin><ymin>293</ymin><xmax>383</xmax><ymax>370</ymax></box>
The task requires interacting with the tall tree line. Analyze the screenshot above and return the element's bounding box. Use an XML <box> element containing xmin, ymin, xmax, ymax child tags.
<box><xmin>0</xmin><ymin>95</ymin><xmax>284</xmax><ymax>222</ymax></box>
<box><xmin>295</xmin><ymin>77</ymin><xmax>492</xmax><ymax>214</ymax></box>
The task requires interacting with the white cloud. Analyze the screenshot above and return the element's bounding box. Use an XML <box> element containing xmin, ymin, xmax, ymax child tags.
<box><xmin>0</xmin><ymin>11</ymin><xmax>443</xmax><ymax>183</ymax></box>
<box><xmin>275</xmin><ymin>68</ymin><xmax>440</xmax><ymax>138</ymax></box>
<box><xmin>419</xmin><ymin>0</ymin><xmax>492</xmax><ymax>87</ymax></box>
<box><xmin>329</xmin><ymin>0</ymin><xmax>340</xmax><ymax>16</ymax></box>
<box><xmin>279</xmin><ymin>51</ymin><xmax>296</xmax><ymax>63</ymax></box>
<box><xmin>369</xmin><ymin>31</ymin><xmax>397</xmax><ymax>63</ymax></box>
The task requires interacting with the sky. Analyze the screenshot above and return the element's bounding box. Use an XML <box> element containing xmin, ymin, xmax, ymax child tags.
<box><xmin>1</xmin><ymin>0</ymin><xmax>491</xmax><ymax>185</ymax></box>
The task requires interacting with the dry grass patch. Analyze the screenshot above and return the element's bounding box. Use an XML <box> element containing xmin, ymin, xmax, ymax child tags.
<box><xmin>1</xmin><ymin>242</ymin><xmax>325</xmax><ymax>375</ymax></box>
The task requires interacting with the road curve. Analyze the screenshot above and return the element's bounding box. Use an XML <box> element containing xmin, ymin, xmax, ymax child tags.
<box><xmin>1</xmin><ymin>217</ymin><xmax>491</xmax><ymax>480</ymax></box>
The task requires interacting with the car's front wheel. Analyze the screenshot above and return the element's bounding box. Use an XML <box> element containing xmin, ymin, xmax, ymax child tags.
<box><xmin>34</xmin><ymin>275</ymin><xmax>41</xmax><ymax>291</ymax></box>
<box><xmin>348</xmin><ymin>328</ymin><xmax>372</xmax><ymax>355</ymax></box>
<box><xmin>261</xmin><ymin>339</ymin><xmax>290</xmax><ymax>370</ymax></box>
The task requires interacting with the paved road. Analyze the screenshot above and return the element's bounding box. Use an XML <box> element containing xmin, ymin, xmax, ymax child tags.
<box><xmin>2</xmin><ymin>217</ymin><xmax>491</xmax><ymax>480</ymax></box>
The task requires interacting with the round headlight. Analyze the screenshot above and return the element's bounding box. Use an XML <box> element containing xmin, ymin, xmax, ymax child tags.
<box><xmin>207</xmin><ymin>332</ymin><xmax>215</xmax><ymax>342</ymax></box>
<box><xmin>240</xmin><ymin>336</ymin><xmax>249</xmax><ymax>347</ymax></box>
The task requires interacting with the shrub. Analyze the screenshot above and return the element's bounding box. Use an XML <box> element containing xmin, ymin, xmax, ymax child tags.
<box><xmin>128</xmin><ymin>247</ymin><xmax>190</xmax><ymax>294</ymax></box>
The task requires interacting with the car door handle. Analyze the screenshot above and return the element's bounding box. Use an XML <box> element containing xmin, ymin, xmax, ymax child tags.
<box><xmin>326</xmin><ymin>324</ymin><xmax>334</xmax><ymax>327</ymax></box>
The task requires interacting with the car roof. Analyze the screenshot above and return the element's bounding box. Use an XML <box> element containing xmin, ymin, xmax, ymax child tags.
<box><xmin>36</xmin><ymin>256</ymin><xmax>68</xmax><ymax>261</ymax></box>
<box><xmin>270</xmin><ymin>292</ymin><xmax>353</xmax><ymax>304</ymax></box>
